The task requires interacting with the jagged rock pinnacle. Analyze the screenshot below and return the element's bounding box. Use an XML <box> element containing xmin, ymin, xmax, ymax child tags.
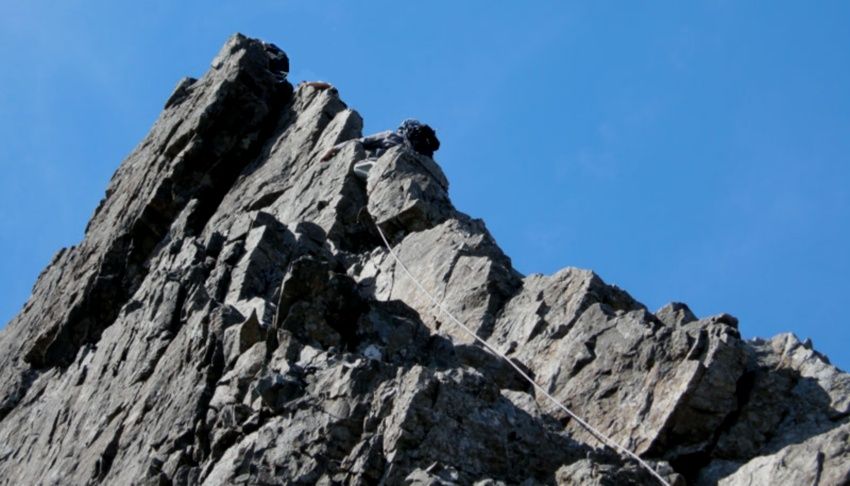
<box><xmin>0</xmin><ymin>34</ymin><xmax>848</xmax><ymax>485</ymax></box>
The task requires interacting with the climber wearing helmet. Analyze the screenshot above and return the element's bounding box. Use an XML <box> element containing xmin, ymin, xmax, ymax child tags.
<box><xmin>320</xmin><ymin>119</ymin><xmax>440</xmax><ymax>178</ymax></box>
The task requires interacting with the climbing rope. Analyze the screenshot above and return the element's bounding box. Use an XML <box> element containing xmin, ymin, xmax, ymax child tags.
<box><xmin>374</xmin><ymin>224</ymin><xmax>672</xmax><ymax>486</ymax></box>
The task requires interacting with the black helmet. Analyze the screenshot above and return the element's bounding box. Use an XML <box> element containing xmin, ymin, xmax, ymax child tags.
<box><xmin>398</xmin><ymin>119</ymin><xmax>440</xmax><ymax>158</ymax></box>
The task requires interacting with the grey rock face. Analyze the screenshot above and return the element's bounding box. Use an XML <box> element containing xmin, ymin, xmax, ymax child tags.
<box><xmin>490</xmin><ymin>271</ymin><xmax>749</xmax><ymax>463</ymax></box>
<box><xmin>366</xmin><ymin>146</ymin><xmax>452</xmax><ymax>238</ymax></box>
<box><xmin>0</xmin><ymin>34</ymin><xmax>848</xmax><ymax>485</ymax></box>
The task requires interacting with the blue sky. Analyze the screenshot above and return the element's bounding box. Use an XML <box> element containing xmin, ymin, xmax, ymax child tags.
<box><xmin>1</xmin><ymin>1</ymin><xmax>849</xmax><ymax>370</ymax></box>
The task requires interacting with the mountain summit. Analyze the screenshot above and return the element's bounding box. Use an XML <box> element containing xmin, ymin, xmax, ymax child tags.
<box><xmin>0</xmin><ymin>34</ymin><xmax>848</xmax><ymax>486</ymax></box>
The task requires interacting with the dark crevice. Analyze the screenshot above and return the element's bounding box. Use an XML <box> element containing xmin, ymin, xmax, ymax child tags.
<box><xmin>338</xmin><ymin>205</ymin><xmax>385</xmax><ymax>256</ymax></box>
<box><xmin>673</xmin><ymin>369</ymin><xmax>757</xmax><ymax>482</ymax></box>
<box><xmin>93</xmin><ymin>424</ymin><xmax>124</xmax><ymax>481</ymax></box>
<box><xmin>570</xmin><ymin>339</ymin><xmax>598</xmax><ymax>378</ymax></box>
<box><xmin>314</xmin><ymin>146</ymin><xmax>384</xmax><ymax>253</ymax></box>
<box><xmin>813</xmin><ymin>450</ymin><xmax>825</xmax><ymax>486</ymax></box>
<box><xmin>668</xmin><ymin>451</ymin><xmax>711</xmax><ymax>484</ymax></box>
<box><xmin>178</xmin><ymin>83</ymin><xmax>295</xmax><ymax>239</ymax></box>
<box><xmin>446</xmin><ymin>248</ymin><xmax>521</xmax><ymax>342</ymax></box>
<box><xmin>46</xmin><ymin>409</ymin><xmax>62</xmax><ymax>446</ymax></box>
<box><xmin>247</xmin><ymin>189</ymin><xmax>285</xmax><ymax>211</ymax></box>
<box><xmin>275</xmin><ymin>256</ymin><xmax>369</xmax><ymax>352</ymax></box>
<box><xmin>525</xmin><ymin>300</ymin><xmax>551</xmax><ymax>342</ymax></box>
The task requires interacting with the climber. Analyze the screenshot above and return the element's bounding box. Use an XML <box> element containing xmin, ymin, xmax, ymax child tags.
<box><xmin>320</xmin><ymin>119</ymin><xmax>440</xmax><ymax>178</ymax></box>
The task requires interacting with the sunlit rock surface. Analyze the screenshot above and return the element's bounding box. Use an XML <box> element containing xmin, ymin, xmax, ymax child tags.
<box><xmin>0</xmin><ymin>34</ymin><xmax>847</xmax><ymax>486</ymax></box>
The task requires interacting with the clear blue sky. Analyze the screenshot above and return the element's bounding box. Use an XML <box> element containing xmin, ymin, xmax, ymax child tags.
<box><xmin>1</xmin><ymin>2</ymin><xmax>849</xmax><ymax>370</ymax></box>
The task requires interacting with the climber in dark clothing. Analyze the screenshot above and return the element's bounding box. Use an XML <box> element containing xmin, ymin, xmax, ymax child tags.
<box><xmin>398</xmin><ymin>119</ymin><xmax>440</xmax><ymax>158</ymax></box>
<box><xmin>320</xmin><ymin>119</ymin><xmax>440</xmax><ymax>178</ymax></box>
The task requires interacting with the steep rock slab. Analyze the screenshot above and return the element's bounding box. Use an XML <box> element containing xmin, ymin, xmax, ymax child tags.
<box><xmin>491</xmin><ymin>269</ymin><xmax>749</xmax><ymax>470</ymax></box>
<box><xmin>356</xmin><ymin>216</ymin><xmax>522</xmax><ymax>344</ymax></box>
<box><xmin>0</xmin><ymin>232</ymin><xmax>229</xmax><ymax>484</ymax></box>
<box><xmin>22</xmin><ymin>34</ymin><xmax>292</xmax><ymax>370</ymax></box>
<box><xmin>0</xmin><ymin>35</ymin><xmax>293</xmax><ymax>439</ymax></box>
<box><xmin>366</xmin><ymin>146</ymin><xmax>453</xmax><ymax>237</ymax></box>
<box><xmin>202</xmin><ymin>83</ymin><xmax>370</xmax><ymax>252</ymax></box>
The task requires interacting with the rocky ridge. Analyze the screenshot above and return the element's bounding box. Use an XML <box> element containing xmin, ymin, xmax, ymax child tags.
<box><xmin>0</xmin><ymin>34</ymin><xmax>848</xmax><ymax>485</ymax></box>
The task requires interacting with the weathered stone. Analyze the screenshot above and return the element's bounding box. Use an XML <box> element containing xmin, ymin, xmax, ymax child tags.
<box><xmin>1</xmin><ymin>33</ymin><xmax>848</xmax><ymax>486</ymax></box>
<box><xmin>491</xmin><ymin>268</ymin><xmax>749</xmax><ymax>464</ymax></box>
<box><xmin>366</xmin><ymin>146</ymin><xmax>453</xmax><ymax>237</ymax></box>
<box><xmin>712</xmin><ymin>422</ymin><xmax>850</xmax><ymax>485</ymax></box>
<box><xmin>356</xmin><ymin>216</ymin><xmax>522</xmax><ymax>344</ymax></box>
<box><xmin>656</xmin><ymin>302</ymin><xmax>698</xmax><ymax>327</ymax></box>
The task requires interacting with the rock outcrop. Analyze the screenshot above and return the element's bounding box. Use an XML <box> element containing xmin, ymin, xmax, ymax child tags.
<box><xmin>0</xmin><ymin>34</ymin><xmax>847</xmax><ymax>485</ymax></box>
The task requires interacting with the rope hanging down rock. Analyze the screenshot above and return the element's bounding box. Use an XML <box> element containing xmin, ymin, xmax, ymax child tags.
<box><xmin>373</xmin><ymin>223</ymin><xmax>672</xmax><ymax>486</ymax></box>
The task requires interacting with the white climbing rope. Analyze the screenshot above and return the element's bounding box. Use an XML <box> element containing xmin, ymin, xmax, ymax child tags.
<box><xmin>374</xmin><ymin>224</ymin><xmax>671</xmax><ymax>486</ymax></box>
